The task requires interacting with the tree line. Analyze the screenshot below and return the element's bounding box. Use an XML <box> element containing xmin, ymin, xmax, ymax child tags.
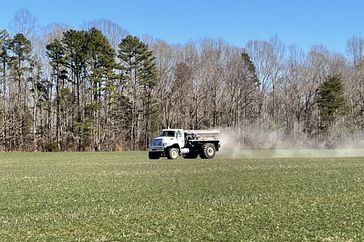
<box><xmin>0</xmin><ymin>9</ymin><xmax>363</xmax><ymax>151</ymax></box>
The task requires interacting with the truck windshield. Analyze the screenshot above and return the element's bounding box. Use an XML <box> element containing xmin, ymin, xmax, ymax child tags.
<box><xmin>160</xmin><ymin>131</ymin><xmax>175</xmax><ymax>137</ymax></box>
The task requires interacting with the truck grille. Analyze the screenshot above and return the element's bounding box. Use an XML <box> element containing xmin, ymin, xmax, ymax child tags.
<box><xmin>152</xmin><ymin>139</ymin><xmax>162</xmax><ymax>146</ymax></box>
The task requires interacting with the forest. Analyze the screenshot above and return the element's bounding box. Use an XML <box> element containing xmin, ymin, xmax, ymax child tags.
<box><xmin>0</xmin><ymin>9</ymin><xmax>364</xmax><ymax>151</ymax></box>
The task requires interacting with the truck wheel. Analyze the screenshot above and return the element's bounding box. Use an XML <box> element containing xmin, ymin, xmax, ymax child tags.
<box><xmin>200</xmin><ymin>143</ymin><xmax>216</xmax><ymax>159</ymax></box>
<box><xmin>167</xmin><ymin>148</ymin><xmax>179</xmax><ymax>160</ymax></box>
<box><xmin>183</xmin><ymin>152</ymin><xmax>198</xmax><ymax>159</ymax></box>
<box><xmin>148</xmin><ymin>152</ymin><xmax>160</xmax><ymax>159</ymax></box>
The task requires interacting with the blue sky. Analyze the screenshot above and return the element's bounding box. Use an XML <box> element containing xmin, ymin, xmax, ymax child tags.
<box><xmin>1</xmin><ymin>0</ymin><xmax>363</xmax><ymax>53</ymax></box>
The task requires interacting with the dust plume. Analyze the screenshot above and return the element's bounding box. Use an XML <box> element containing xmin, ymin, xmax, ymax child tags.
<box><xmin>216</xmin><ymin>125</ymin><xmax>364</xmax><ymax>158</ymax></box>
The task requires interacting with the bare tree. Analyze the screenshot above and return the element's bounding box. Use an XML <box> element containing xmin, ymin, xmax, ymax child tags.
<box><xmin>245</xmin><ymin>37</ymin><xmax>285</xmax><ymax>136</ymax></box>
<box><xmin>346</xmin><ymin>36</ymin><xmax>364</xmax><ymax>67</ymax></box>
<box><xmin>82</xmin><ymin>19</ymin><xmax>128</xmax><ymax>49</ymax></box>
<box><xmin>9</xmin><ymin>9</ymin><xmax>38</xmax><ymax>37</ymax></box>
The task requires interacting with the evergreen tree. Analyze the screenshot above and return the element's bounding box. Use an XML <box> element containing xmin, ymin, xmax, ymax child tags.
<box><xmin>241</xmin><ymin>52</ymin><xmax>261</xmax><ymax>121</ymax></box>
<box><xmin>85</xmin><ymin>27</ymin><xmax>116</xmax><ymax>150</ymax></box>
<box><xmin>241</xmin><ymin>52</ymin><xmax>260</xmax><ymax>87</ymax></box>
<box><xmin>7</xmin><ymin>33</ymin><xmax>32</xmax><ymax>104</ymax></box>
<box><xmin>317</xmin><ymin>75</ymin><xmax>348</xmax><ymax>133</ymax></box>
<box><xmin>118</xmin><ymin>35</ymin><xmax>157</xmax><ymax>150</ymax></box>
<box><xmin>46</xmin><ymin>39</ymin><xmax>67</xmax><ymax>150</ymax></box>
<box><xmin>29</xmin><ymin>57</ymin><xmax>49</xmax><ymax>150</ymax></box>
<box><xmin>7</xmin><ymin>33</ymin><xmax>32</xmax><ymax>150</ymax></box>
<box><xmin>0</xmin><ymin>30</ymin><xmax>10</xmax><ymax>150</ymax></box>
<box><xmin>62</xmin><ymin>29</ymin><xmax>88</xmax><ymax>150</ymax></box>
<box><xmin>0</xmin><ymin>30</ymin><xmax>10</xmax><ymax>93</ymax></box>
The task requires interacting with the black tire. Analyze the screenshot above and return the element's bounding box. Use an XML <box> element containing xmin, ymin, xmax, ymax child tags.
<box><xmin>148</xmin><ymin>152</ymin><xmax>160</xmax><ymax>159</ymax></box>
<box><xmin>183</xmin><ymin>152</ymin><xmax>199</xmax><ymax>159</ymax></box>
<box><xmin>166</xmin><ymin>148</ymin><xmax>179</xmax><ymax>160</ymax></box>
<box><xmin>200</xmin><ymin>143</ymin><xmax>216</xmax><ymax>159</ymax></box>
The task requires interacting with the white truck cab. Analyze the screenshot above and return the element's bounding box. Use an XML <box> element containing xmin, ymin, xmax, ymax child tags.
<box><xmin>149</xmin><ymin>128</ymin><xmax>220</xmax><ymax>160</ymax></box>
<box><xmin>149</xmin><ymin>129</ymin><xmax>184</xmax><ymax>159</ymax></box>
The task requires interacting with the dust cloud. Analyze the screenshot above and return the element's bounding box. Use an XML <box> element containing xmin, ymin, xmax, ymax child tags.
<box><xmin>216</xmin><ymin>126</ymin><xmax>364</xmax><ymax>158</ymax></box>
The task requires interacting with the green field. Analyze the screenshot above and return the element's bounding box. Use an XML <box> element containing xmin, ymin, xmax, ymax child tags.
<box><xmin>1</xmin><ymin>152</ymin><xmax>364</xmax><ymax>241</ymax></box>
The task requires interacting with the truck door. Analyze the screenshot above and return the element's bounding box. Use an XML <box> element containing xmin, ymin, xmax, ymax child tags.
<box><xmin>176</xmin><ymin>130</ymin><xmax>184</xmax><ymax>148</ymax></box>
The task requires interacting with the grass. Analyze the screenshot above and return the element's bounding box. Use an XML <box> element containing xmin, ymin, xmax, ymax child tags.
<box><xmin>1</xmin><ymin>151</ymin><xmax>364</xmax><ymax>241</ymax></box>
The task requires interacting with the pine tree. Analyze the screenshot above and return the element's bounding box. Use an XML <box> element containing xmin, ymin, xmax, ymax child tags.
<box><xmin>0</xmin><ymin>30</ymin><xmax>10</xmax><ymax>150</ymax></box>
<box><xmin>241</xmin><ymin>52</ymin><xmax>260</xmax><ymax>119</ymax></box>
<box><xmin>8</xmin><ymin>33</ymin><xmax>32</xmax><ymax>104</ymax></box>
<box><xmin>62</xmin><ymin>29</ymin><xmax>88</xmax><ymax>150</ymax></box>
<box><xmin>7</xmin><ymin>33</ymin><xmax>32</xmax><ymax>150</ymax></box>
<box><xmin>118</xmin><ymin>35</ymin><xmax>157</xmax><ymax>150</ymax></box>
<box><xmin>317</xmin><ymin>75</ymin><xmax>348</xmax><ymax>133</ymax></box>
<box><xmin>46</xmin><ymin>39</ymin><xmax>67</xmax><ymax>150</ymax></box>
<box><xmin>29</xmin><ymin>57</ymin><xmax>49</xmax><ymax>150</ymax></box>
<box><xmin>0</xmin><ymin>30</ymin><xmax>10</xmax><ymax>93</ymax></box>
<box><xmin>85</xmin><ymin>27</ymin><xmax>116</xmax><ymax>151</ymax></box>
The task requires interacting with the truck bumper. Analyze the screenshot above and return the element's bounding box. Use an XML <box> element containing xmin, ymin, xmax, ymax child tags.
<box><xmin>149</xmin><ymin>146</ymin><xmax>165</xmax><ymax>152</ymax></box>
<box><xmin>149</xmin><ymin>146</ymin><xmax>166</xmax><ymax>156</ymax></box>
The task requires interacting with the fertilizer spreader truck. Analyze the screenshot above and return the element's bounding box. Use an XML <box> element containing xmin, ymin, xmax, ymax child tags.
<box><xmin>149</xmin><ymin>129</ymin><xmax>220</xmax><ymax>159</ymax></box>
